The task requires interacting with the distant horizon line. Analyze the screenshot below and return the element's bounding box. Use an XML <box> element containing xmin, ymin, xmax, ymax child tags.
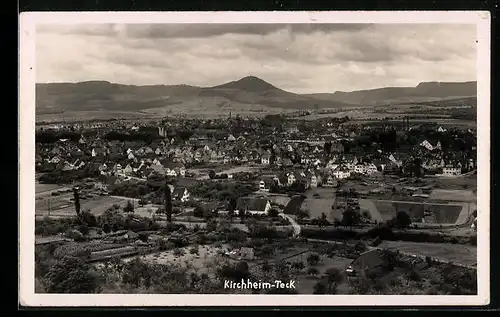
<box><xmin>35</xmin><ymin>76</ymin><xmax>478</xmax><ymax>95</ymax></box>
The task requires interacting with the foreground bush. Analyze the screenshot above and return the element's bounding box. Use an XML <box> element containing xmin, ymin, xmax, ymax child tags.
<box><xmin>300</xmin><ymin>226</ymin><xmax>476</xmax><ymax>246</ymax></box>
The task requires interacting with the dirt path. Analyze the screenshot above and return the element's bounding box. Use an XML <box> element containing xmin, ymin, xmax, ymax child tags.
<box><xmin>280</xmin><ymin>214</ymin><xmax>301</xmax><ymax>237</ymax></box>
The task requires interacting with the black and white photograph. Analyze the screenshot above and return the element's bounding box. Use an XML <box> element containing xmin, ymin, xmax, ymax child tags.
<box><xmin>19</xmin><ymin>11</ymin><xmax>490</xmax><ymax>306</ymax></box>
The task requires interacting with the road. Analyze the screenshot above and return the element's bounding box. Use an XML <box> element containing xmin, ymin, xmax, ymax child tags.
<box><xmin>280</xmin><ymin>213</ymin><xmax>301</xmax><ymax>237</ymax></box>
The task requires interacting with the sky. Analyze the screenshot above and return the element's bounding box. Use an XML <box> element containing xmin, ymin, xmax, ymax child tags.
<box><xmin>36</xmin><ymin>23</ymin><xmax>477</xmax><ymax>94</ymax></box>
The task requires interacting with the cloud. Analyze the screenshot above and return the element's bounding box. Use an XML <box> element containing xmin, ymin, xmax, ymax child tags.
<box><xmin>38</xmin><ymin>23</ymin><xmax>371</xmax><ymax>38</ymax></box>
<box><xmin>35</xmin><ymin>23</ymin><xmax>476</xmax><ymax>93</ymax></box>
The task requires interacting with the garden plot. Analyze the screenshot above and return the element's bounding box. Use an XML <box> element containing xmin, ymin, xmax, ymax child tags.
<box><xmin>285</xmin><ymin>250</ymin><xmax>353</xmax><ymax>294</ymax></box>
<box><xmin>123</xmin><ymin>244</ymin><xmax>232</xmax><ymax>275</ymax></box>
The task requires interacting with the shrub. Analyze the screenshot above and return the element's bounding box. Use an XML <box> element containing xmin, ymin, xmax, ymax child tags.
<box><xmin>261</xmin><ymin>261</ymin><xmax>272</xmax><ymax>272</ymax></box>
<box><xmin>173</xmin><ymin>248</ymin><xmax>185</xmax><ymax>257</ymax></box>
<box><xmin>217</xmin><ymin>261</ymin><xmax>250</xmax><ymax>281</ymax></box>
<box><xmin>370</xmin><ymin>237</ymin><xmax>382</xmax><ymax>247</ymax></box>
<box><xmin>196</xmin><ymin>233</ymin><xmax>209</xmax><ymax>245</ymax></box>
<box><xmin>206</xmin><ymin>219</ymin><xmax>217</xmax><ymax>232</ymax></box>
<box><xmin>307</xmin><ymin>267</ymin><xmax>319</xmax><ymax>275</ymax></box>
<box><xmin>313</xmin><ymin>280</ymin><xmax>327</xmax><ymax>294</ymax></box>
<box><xmin>138</xmin><ymin>232</ymin><xmax>150</xmax><ymax>242</ymax></box>
<box><xmin>307</xmin><ymin>253</ymin><xmax>320</xmax><ymax>266</ymax></box>
<box><xmin>354</xmin><ymin>241</ymin><xmax>367</xmax><ymax>253</ymax></box>
<box><xmin>291</xmin><ymin>261</ymin><xmax>305</xmax><ymax>271</ymax></box>
<box><xmin>406</xmin><ymin>269</ymin><xmax>422</xmax><ymax>282</ymax></box>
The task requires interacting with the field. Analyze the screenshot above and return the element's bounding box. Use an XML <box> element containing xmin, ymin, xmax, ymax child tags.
<box><xmin>303</xmin><ymin>188</ymin><xmax>339</xmax><ymax>221</ymax></box>
<box><xmin>368</xmin><ymin>199</ymin><xmax>468</xmax><ymax>224</ymax></box>
<box><xmin>266</xmin><ymin>194</ymin><xmax>291</xmax><ymax>208</ymax></box>
<box><xmin>35</xmin><ymin>194</ymin><xmax>131</xmax><ymax>217</ymax></box>
<box><xmin>429</xmin><ymin>189</ymin><xmax>476</xmax><ymax>202</ymax></box>
<box><xmin>422</xmin><ymin>174</ymin><xmax>477</xmax><ymax>191</ymax></box>
<box><xmin>346</xmin><ymin>118</ymin><xmax>476</xmax><ymax>128</ymax></box>
<box><xmin>140</xmin><ymin>100</ymin><xmax>295</xmax><ymax>119</ymax></box>
<box><xmin>35</xmin><ymin>183</ymin><xmax>66</xmax><ymax>195</ymax></box>
<box><xmin>339</xmin><ymin>179</ymin><xmax>384</xmax><ymax>192</ymax></box>
<box><xmin>377</xmin><ymin>241</ymin><xmax>477</xmax><ymax>267</ymax></box>
<box><xmin>133</xmin><ymin>204</ymin><xmax>163</xmax><ymax>218</ymax></box>
<box><xmin>358</xmin><ymin>199</ymin><xmax>384</xmax><ymax>223</ymax></box>
<box><xmin>301</xmin><ymin>198</ymin><xmax>340</xmax><ymax>221</ymax></box>
<box><xmin>36</xmin><ymin>110</ymin><xmax>154</xmax><ymax>123</ymax></box>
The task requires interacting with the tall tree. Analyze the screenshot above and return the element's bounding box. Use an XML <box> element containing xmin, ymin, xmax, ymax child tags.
<box><xmin>341</xmin><ymin>208</ymin><xmax>361</xmax><ymax>227</ymax></box>
<box><xmin>228</xmin><ymin>195</ymin><xmax>238</xmax><ymax>217</ymax></box>
<box><xmin>395</xmin><ymin>211</ymin><xmax>412</xmax><ymax>229</ymax></box>
<box><xmin>208</xmin><ymin>170</ymin><xmax>216</xmax><ymax>179</ymax></box>
<box><xmin>72</xmin><ymin>186</ymin><xmax>86</xmax><ymax>225</ymax></box>
<box><xmin>318</xmin><ymin>212</ymin><xmax>330</xmax><ymax>228</ymax></box>
<box><xmin>44</xmin><ymin>256</ymin><xmax>100</xmax><ymax>293</ymax></box>
<box><xmin>324</xmin><ymin>141</ymin><xmax>333</xmax><ymax>154</ymax></box>
<box><xmin>164</xmin><ymin>182</ymin><xmax>173</xmax><ymax>222</ymax></box>
<box><xmin>124</xmin><ymin>201</ymin><xmax>134</xmax><ymax>214</ymax></box>
<box><xmin>72</xmin><ymin>187</ymin><xmax>81</xmax><ymax>216</ymax></box>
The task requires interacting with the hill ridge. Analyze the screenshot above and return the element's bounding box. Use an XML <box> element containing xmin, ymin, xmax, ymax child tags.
<box><xmin>36</xmin><ymin>77</ymin><xmax>477</xmax><ymax>115</ymax></box>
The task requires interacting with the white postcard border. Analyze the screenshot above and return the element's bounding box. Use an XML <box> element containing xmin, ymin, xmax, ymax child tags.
<box><xmin>19</xmin><ymin>10</ymin><xmax>491</xmax><ymax>307</ymax></box>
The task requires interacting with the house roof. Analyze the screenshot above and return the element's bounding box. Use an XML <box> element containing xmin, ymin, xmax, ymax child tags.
<box><xmin>151</xmin><ymin>165</ymin><xmax>166</xmax><ymax>173</ymax></box>
<box><xmin>236</xmin><ymin>197</ymin><xmax>269</xmax><ymax>211</ymax></box>
<box><xmin>106</xmin><ymin>175</ymin><xmax>119</xmax><ymax>185</ymax></box>
<box><xmin>282</xmin><ymin>158</ymin><xmax>293</xmax><ymax>166</ymax></box>
<box><xmin>172</xmin><ymin>186</ymin><xmax>187</xmax><ymax>198</ymax></box>
<box><xmin>283</xmin><ymin>195</ymin><xmax>305</xmax><ymax>214</ymax></box>
<box><xmin>350</xmin><ymin>249</ymin><xmax>387</xmax><ymax>271</ymax></box>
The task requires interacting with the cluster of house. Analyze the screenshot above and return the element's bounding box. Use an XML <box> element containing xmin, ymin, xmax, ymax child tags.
<box><xmin>258</xmin><ymin>170</ymin><xmax>338</xmax><ymax>191</ymax></box>
<box><xmin>37</xmin><ymin>123</ymin><xmax>475</xmax><ymax>188</ymax></box>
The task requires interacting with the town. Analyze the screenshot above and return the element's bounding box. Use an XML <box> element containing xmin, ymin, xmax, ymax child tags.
<box><xmin>34</xmin><ymin>114</ymin><xmax>478</xmax><ymax>295</ymax></box>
